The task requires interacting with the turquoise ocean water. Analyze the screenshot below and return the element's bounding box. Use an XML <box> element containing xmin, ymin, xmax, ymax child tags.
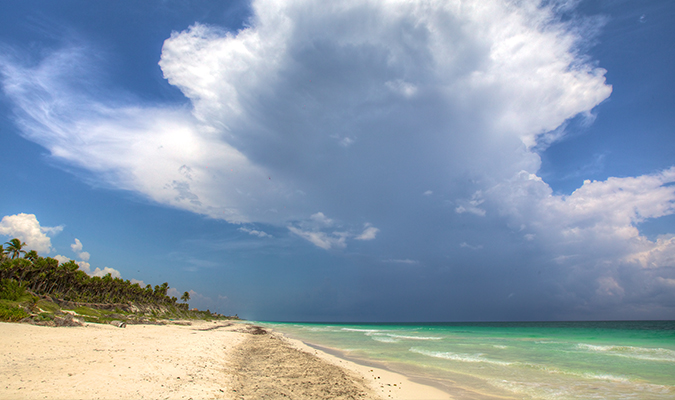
<box><xmin>258</xmin><ymin>321</ymin><xmax>675</xmax><ymax>399</ymax></box>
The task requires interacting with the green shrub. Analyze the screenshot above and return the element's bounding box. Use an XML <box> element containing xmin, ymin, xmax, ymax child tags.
<box><xmin>33</xmin><ymin>313</ymin><xmax>55</xmax><ymax>322</ymax></box>
<box><xmin>0</xmin><ymin>303</ymin><xmax>29</xmax><ymax>322</ymax></box>
<box><xmin>37</xmin><ymin>300</ymin><xmax>60</xmax><ymax>313</ymax></box>
<box><xmin>71</xmin><ymin>306</ymin><xmax>102</xmax><ymax>317</ymax></box>
<box><xmin>0</xmin><ymin>279</ymin><xmax>27</xmax><ymax>301</ymax></box>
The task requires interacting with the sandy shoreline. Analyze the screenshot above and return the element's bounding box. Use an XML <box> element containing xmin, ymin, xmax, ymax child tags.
<box><xmin>0</xmin><ymin>321</ymin><xmax>451</xmax><ymax>399</ymax></box>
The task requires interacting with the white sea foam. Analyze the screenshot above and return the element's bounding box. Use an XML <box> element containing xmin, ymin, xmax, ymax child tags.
<box><xmin>581</xmin><ymin>372</ymin><xmax>631</xmax><ymax>383</ymax></box>
<box><xmin>576</xmin><ymin>343</ymin><xmax>675</xmax><ymax>362</ymax></box>
<box><xmin>493</xmin><ymin>345</ymin><xmax>508</xmax><ymax>349</ymax></box>
<box><xmin>521</xmin><ymin>361</ymin><xmax>649</xmax><ymax>387</ymax></box>
<box><xmin>341</xmin><ymin>328</ymin><xmax>381</xmax><ymax>333</ymax></box>
<box><xmin>304</xmin><ymin>326</ymin><xmax>337</xmax><ymax>332</ymax></box>
<box><xmin>371</xmin><ymin>336</ymin><xmax>400</xmax><ymax>343</ymax></box>
<box><xmin>489</xmin><ymin>379</ymin><xmax>575</xmax><ymax>400</ymax></box>
<box><xmin>409</xmin><ymin>347</ymin><xmax>513</xmax><ymax>366</ymax></box>
<box><xmin>340</xmin><ymin>328</ymin><xmax>442</xmax><ymax>341</ymax></box>
<box><xmin>386</xmin><ymin>334</ymin><xmax>443</xmax><ymax>340</ymax></box>
<box><xmin>522</xmin><ymin>361</ymin><xmax>632</xmax><ymax>383</ymax></box>
<box><xmin>511</xmin><ymin>357</ymin><xmax>674</xmax><ymax>397</ymax></box>
<box><xmin>367</xmin><ymin>333</ymin><xmax>442</xmax><ymax>342</ymax></box>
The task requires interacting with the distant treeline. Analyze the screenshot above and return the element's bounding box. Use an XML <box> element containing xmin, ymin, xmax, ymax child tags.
<box><xmin>0</xmin><ymin>238</ymin><xmax>187</xmax><ymax>308</ymax></box>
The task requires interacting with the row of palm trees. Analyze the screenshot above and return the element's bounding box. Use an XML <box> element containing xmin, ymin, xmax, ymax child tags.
<box><xmin>0</xmin><ymin>238</ymin><xmax>189</xmax><ymax>308</ymax></box>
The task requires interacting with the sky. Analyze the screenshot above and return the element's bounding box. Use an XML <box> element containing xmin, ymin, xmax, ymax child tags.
<box><xmin>0</xmin><ymin>0</ymin><xmax>673</xmax><ymax>322</ymax></box>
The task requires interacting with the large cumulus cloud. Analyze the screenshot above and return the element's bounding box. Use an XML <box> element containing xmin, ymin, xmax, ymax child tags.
<box><xmin>2</xmin><ymin>0</ymin><xmax>611</xmax><ymax>226</ymax></box>
<box><xmin>483</xmin><ymin>168</ymin><xmax>675</xmax><ymax>318</ymax></box>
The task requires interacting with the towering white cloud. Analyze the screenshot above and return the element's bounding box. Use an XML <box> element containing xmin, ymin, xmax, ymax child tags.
<box><xmin>1</xmin><ymin>0</ymin><xmax>611</xmax><ymax>227</ymax></box>
<box><xmin>0</xmin><ymin>213</ymin><xmax>63</xmax><ymax>253</ymax></box>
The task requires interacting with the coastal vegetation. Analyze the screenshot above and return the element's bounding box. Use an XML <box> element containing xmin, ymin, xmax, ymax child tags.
<box><xmin>0</xmin><ymin>238</ymin><xmax>236</xmax><ymax>325</ymax></box>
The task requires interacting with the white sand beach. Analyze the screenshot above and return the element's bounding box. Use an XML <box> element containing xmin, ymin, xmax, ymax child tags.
<box><xmin>0</xmin><ymin>321</ymin><xmax>451</xmax><ymax>399</ymax></box>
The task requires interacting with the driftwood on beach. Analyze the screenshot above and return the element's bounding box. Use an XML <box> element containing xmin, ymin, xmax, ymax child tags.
<box><xmin>109</xmin><ymin>320</ymin><xmax>126</xmax><ymax>328</ymax></box>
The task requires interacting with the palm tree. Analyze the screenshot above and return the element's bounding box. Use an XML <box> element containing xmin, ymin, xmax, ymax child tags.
<box><xmin>0</xmin><ymin>243</ymin><xmax>6</xmax><ymax>261</ymax></box>
<box><xmin>24</xmin><ymin>250</ymin><xmax>39</xmax><ymax>262</ymax></box>
<box><xmin>4</xmin><ymin>238</ymin><xmax>27</xmax><ymax>259</ymax></box>
<box><xmin>181</xmin><ymin>291</ymin><xmax>190</xmax><ymax>303</ymax></box>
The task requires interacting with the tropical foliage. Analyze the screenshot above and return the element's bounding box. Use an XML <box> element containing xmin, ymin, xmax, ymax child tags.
<box><xmin>0</xmin><ymin>302</ymin><xmax>30</xmax><ymax>322</ymax></box>
<box><xmin>0</xmin><ymin>238</ymin><xmax>188</xmax><ymax>309</ymax></box>
<box><xmin>0</xmin><ymin>278</ymin><xmax>28</xmax><ymax>301</ymax></box>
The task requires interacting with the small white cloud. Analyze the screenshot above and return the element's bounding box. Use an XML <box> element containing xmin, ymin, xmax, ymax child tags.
<box><xmin>71</xmin><ymin>238</ymin><xmax>83</xmax><ymax>253</ymax></box>
<box><xmin>596</xmin><ymin>276</ymin><xmax>625</xmax><ymax>298</ymax></box>
<box><xmin>76</xmin><ymin>260</ymin><xmax>92</xmax><ymax>274</ymax></box>
<box><xmin>238</xmin><ymin>227</ymin><xmax>271</xmax><ymax>238</ymax></box>
<box><xmin>64</xmin><ymin>238</ymin><xmax>121</xmax><ymax>278</ymax></box>
<box><xmin>455</xmin><ymin>191</ymin><xmax>486</xmax><ymax>217</ymax></box>
<box><xmin>91</xmin><ymin>268</ymin><xmax>112</xmax><ymax>277</ymax></box>
<box><xmin>460</xmin><ymin>242</ymin><xmax>484</xmax><ymax>250</ymax></box>
<box><xmin>189</xmin><ymin>289</ymin><xmax>206</xmax><ymax>300</ymax></box>
<box><xmin>290</xmin><ymin>213</ymin><xmax>376</xmax><ymax>249</ymax></box>
<box><xmin>455</xmin><ymin>205</ymin><xmax>486</xmax><ymax>217</ymax></box>
<box><xmin>70</xmin><ymin>238</ymin><xmax>91</xmax><ymax>261</ymax></box>
<box><xmin>382</xmin><ymin>259</ymin><xmax>420</xmax><ymax>265</ymax></box>
<box><xmin>288</xmin><ymin>226</ymin><xmax>347</xmax><ymax>250</ymax></box>
<box><xmin>130</xmin><ymin>278</ymin><xmax>146</xmax><ymax>287</ymax></box>
<box><xmin>385</xmin><ymin>79</ymin><xmax>418</xmax><ymax>98</ymax></box>
<box><xmin>53</xmin><ymin>255</ymin><xmax>70</xmax><ymax>264</ymax></box>
<box><xmin>423</xmin><ymin>190</ymin><xmax>433</xmax><ymax>196</ymax></box>
<box><xmin>355</xmin><ymin>223</ymin><xmax>379</xmax><ymax>241</ymax></box>
<box><xmin>339</xmin><ymin>137</ymin><xmax>354</xmax><ymax>147</ymax></box>
<box><xmin>310</xmin><ymin>212</ymin><xmax>334</xmax><ymax>227</ymax></box>
<box><xmin>0</xmin><ymin>213</ymin><xmax>63</xmax><ymax>253</ymax></box>
<box><xmin>40</xmin><ymin>225</ymin><xmax>64</xmax><ymax>236</ymax></box>
<box><xmin>74</xmin><ymin>259</ymin><xmax>120</xmax><ymax>279</ymax></box>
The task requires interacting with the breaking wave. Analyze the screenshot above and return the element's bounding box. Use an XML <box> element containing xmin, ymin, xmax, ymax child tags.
<box><xmin>410</xmin><ymin>347</ymin><xmax>513</xmax><ymax>366</ymax></box>
<box><xmin>576</xmin><ymin>344</ymin><xmax>675</xmax><ymax>362</ymax></box>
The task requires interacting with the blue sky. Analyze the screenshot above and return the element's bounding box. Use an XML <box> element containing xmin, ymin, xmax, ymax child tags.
<box><xmin>1</xmin><ymin>0</ymin><xmax>673</xmax><ymax>322</ymax></box>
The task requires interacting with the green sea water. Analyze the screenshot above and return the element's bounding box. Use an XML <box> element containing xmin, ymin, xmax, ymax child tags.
<box><xmin>258</xmin><ymin>321</ymin><xmax>675</xmax><ymax>399</ymax></box>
